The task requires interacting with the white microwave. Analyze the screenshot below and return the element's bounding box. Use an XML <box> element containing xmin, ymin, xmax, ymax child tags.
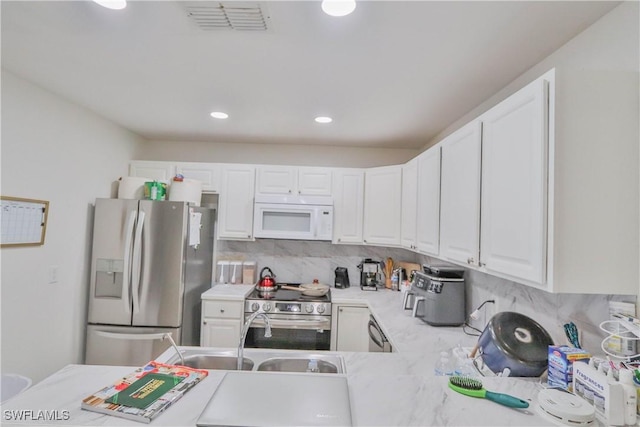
<box><xmin>253</xmin><ymin>195</ymin><xmax>333</xmax><ymax>241</ymax></box>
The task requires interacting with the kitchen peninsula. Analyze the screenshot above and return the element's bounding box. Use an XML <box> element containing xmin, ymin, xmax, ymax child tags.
<box><xmin>1</xmin><ymin>287</ymin><xmax>563</xmax><ymax>426</ymax></box>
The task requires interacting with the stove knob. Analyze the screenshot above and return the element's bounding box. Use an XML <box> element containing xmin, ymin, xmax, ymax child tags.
<box><xmin>316</xmin><ymin>305</ymin><xmax>325</xmax><ymax>314</ymax></box>
<box><xmin>305</xmin><ymin>305</ymin><xmax>314</xmax><ymax>314</ymax></box>
<box><xmin>263</xmin><ymin>303</ymin><xmax>272</xmax><ymax>312</ymax></box>
<box><xmin>251</xmin><ymin>302</ymin><xmax>260</xmax><ymax>312</ymax></box>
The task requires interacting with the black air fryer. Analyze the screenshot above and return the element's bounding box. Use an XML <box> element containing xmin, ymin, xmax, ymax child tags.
<box><xmin>334</xmin><ymin>267</ymin><xmax>350</xmax><ymax>288</ymax></box>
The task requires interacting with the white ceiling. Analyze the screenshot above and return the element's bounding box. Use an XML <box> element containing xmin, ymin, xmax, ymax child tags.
<box><xmin>1</xmin><ymin>1</ymin><xmax>620</xmax><ymax>149</ymax></box>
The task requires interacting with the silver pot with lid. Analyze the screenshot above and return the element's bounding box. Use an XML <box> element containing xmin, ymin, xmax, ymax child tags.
<box><xmin>476</xmin><ymin>311</ymin><xmax>554</xmax><ymax>377</ymax></box>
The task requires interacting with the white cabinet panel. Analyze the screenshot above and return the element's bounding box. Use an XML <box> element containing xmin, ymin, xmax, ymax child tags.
<box><xmin>416</xmin><ymin>146</ymin><xmax>441</xmax><ymax>256</ymax></box>
<box><xmin>298</xmin><ymin>167</ymin><xmax>332</xmax><ymax>196</ymax></box>
<box><xmin>176</xmin><ymin>162</ymin><xmax>221</xmax><ymax>193</ymax></box>
<box><xmin>439</xmin><ymin>121</ymin><xmax>482</xmax><ymax>266</ymax></box>
<box><xmin>129</xmin><ymin>161</ymin><xmax>175</xmax><ymax>181</ymax></box>
<box><xmin>256</xmin><ymin>166</ymin><xmax>296</xmax><ymax>195</ymax></box>
<box><xmin>363</xmin><ymin>166</ymin><xmax>402</xmax><ymax>246</ymax></box>
<box><xmin>218</xmin><ymin>165</ymin><xmax>255</xmax><ymax>240</ymax></box>
<box><xmin>480</xmin><ymin>78</ymin><xmax>548</xmax><ymax>285</ymax></box>
<box><xmin>201</xmin><ymin>300</ymin><xmax>244</xmax><ymax>347</ymax></box>
<box><xmin>400</xmin><ymin>158</ymin><xmax>418</xmax><ymax>250</ymax></box>
<box><xmin>334</xmin><ymin>305</ymin><xmax>370</xmax><ymax>352</ymax></box>
<box><xmin>332</xmin><ymin>169</ymin><xmax>364</xmax><ymax>244</ymax></box>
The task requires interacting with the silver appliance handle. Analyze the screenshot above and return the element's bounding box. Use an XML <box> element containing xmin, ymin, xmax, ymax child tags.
<box><xmin>412</xmin><ymin>296</ymin><xmax>425</xmax><ymax>318</ymax></box>
<box><xmin>131</xmin><ymin>210</ymin><xmax>145</xmax><ymax>315</ymax></box>
<box><xmin>368</xmin><ymin>319</ymin><xmax>386</xmax><ymax>349</ymax></box>
<box><xmin>95</xmin><ymin>330</ymin><xmax>168</xmax><ymax>340</ymax></box>
<box><xmin>402</xmin><ymin>291</ymin><xmax>415</xmax><ymax>310</ymax></box>
<box><xmin>249</xmin><ymin>316</ymin><xmax>331</xmax><ymax>331</ymax></box>
<box><xmin>121</xmin><ymin>210</ymin><xmax>137</xmax><ymax>312</ymax></box>
<box><xmin>95</xmin><ymin>331</ymin><xmax>183</xmax><ymax>365</ymax></box>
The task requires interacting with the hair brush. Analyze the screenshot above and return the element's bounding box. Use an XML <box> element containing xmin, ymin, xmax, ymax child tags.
<box><xmin>448</xmin><ymin>376</ymin><xmax>529</xmax><ymax>409</ymax></box>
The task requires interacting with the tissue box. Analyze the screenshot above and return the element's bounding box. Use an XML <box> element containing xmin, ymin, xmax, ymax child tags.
<box><xmin>547</xmin><ymin>346</ymin><xmax>590</xmax><ymax>391</ymax></box>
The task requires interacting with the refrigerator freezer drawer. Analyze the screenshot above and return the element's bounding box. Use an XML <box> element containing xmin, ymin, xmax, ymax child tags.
<box><xmin>85</xmin><ymin>325</ymin><xmax>180</xmax><ymax>366</ymax></box>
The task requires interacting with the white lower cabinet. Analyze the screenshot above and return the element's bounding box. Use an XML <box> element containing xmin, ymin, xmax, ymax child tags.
<box><xmin>332</xmin><ymin>304</ymin><xmax>370</xmax><ymax>352</ymax></box>
<box><xmin>200</xmin><ymin>299</ymin><xmax>244</xmax><ymax>347</ymax></box>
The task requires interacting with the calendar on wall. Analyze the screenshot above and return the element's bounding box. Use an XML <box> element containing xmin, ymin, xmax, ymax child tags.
<box><xmin>1</xmin><ymin>196</ymin><xmax>49</xmax><ymax>247</ymax></box>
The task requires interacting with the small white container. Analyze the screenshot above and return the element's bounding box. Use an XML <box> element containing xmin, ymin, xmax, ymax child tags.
<box><xmin>229</xmin><ymin>261</ymin><xmax>243</xmax><ymax>284</ymax></box>
<box><xmin>242</xmin><ymin>261</ymin><xmax>257</xmax><ymax>284</ymax></box>
<box><xmin>216</xmin><ymin>261</ymin><xmax>230</xmax><ymax>284</ymax></box>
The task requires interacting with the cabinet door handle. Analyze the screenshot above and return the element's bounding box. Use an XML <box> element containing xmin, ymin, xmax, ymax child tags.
<box><xmin>467</xmin><ymin>257</ymin><xmax>475</xmax><ymax>265</ymax></box>
<box><xmin>220</xmin><ymin>309</ymin><xmax>225</xmax><ymax>313</ymax></box>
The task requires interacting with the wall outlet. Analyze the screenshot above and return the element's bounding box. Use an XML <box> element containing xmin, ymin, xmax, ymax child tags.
<box><xmin>48</xmin><ymin>266</ymin><xmax>59</xmax><ymax>284</ymax></box>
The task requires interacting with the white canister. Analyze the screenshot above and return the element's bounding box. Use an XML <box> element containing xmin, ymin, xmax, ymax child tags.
<box><xmin>229</xmin><ymin>261</ymin><xmax>243</xmax><ymax>284</ymax></box>
<box><xmin>216</xmin><ymin>261</ymin><xmax>230</xmax><ymax>284</ymax></box>
<box><xmin>242</xmin><ymin>261</ymin><xmax>257</xmax><ymax>285</ymax></box>
<box><xmin>168</xmin><ymin>179</ymin><xmax>203</xmax><ymax>206</ymax></box>
<box><xmin>118</xmin><ymin>177</ymin><xmax>150</xmax><ymax>199</ymax></box>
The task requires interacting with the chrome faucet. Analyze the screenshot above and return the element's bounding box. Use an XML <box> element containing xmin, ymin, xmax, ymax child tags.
<box><xmin>237</xmin><ymin>312</ymin><xmax>272</xmax><ymax>370</ymax></box>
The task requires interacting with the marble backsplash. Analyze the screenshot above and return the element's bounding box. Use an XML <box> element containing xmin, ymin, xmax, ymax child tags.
<box><xmin>217</xmin><ymin>239</ymin><xmax>636</xmax><ymax>355</ymax></box>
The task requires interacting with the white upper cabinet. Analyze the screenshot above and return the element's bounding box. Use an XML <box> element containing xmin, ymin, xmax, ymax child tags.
<box><xmin>255</xmin><ymin>166</ymin><xmax>296</xmax><ymax>195</ymax></box>
<box><xmin>256</xmin><ymin>166</ymin><xmax>332</xmax><ymax>196</ymax></box>
<box><xmin>129</xmin><ymin>161</ymin><xmax>175</xmax><ymax>181</ymax></box>
<box><xmin>218</xmin><ymin>164</ymin><xmax>255</xmax><ymax>240</ymax></box>
<box><xmin>298</xmin><ymin>167</ymin><xmax>333</xmax><ymax>196</ymax></box>
<box><xmin>332</xmin><ymin>168</ymin><xmax>365</xmax><ymax>244</ymax></box>
<box><xmin>480</xmin><ymin>77</ymin><xmax>548</xmax><ymax>285</ymax></box>
<box><xmin>400</xmin><ymin>158</ymin><xmax>418</xmax><ymax>250</ymax></box>
<box><xmin>439</xmin><ymin>121</ymin><xmax>482</xmax><ymax>267</ymax></box>
<box><xmin>416</xmin><ymin>146</ymin><xmax>441</xmax><ymax>256</ymax></box>
<box><xmin>363</xmin><ymin>165</ymin><xmax>402</xmax><ymax>247</ymax></box>
<box><xmin>175</xmin><ymin>162</ymin><xmax>221</xmax><ymax>193</ymax></box>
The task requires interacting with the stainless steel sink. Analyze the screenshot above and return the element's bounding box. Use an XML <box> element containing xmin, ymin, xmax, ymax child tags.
<box><xmin>257</xmin><ymin>358</ymin><xmax>339</xmax><ymax>373</ymax></box>
<box><xmin>178</xmin><ymin>355</ymin><xmax>254</xmax><ymax>371</ymax></box>
<box><xmin>162</xmin><ymin>348</ymin><xmax>346</xmax><ymax>374</ymax></box>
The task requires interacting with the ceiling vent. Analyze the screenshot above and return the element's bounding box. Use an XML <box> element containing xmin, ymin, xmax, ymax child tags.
<box><xmin>183</xmin><ymin>2</ymin><xmax>269</xmax><ymax>31</ymax></box>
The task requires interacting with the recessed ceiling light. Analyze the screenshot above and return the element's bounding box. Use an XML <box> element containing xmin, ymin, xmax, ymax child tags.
<box><xmin>315</xmin><ymin>116</ymin><xmax>333</xmax><ymax>124</ymax></box>
<box><xmin>321</xmin><ymin>0</ymin><xmax>356</xmax><ymax>17</ymax></box>
<box><xmin>210</xmin><ymin>112</ymin><xmax>229</xmax><ymax>119</ymax></box>
<box><xmin>92</xmin><ymin>0</ymin><xmax>127</xmax><ymax>10</ymax></box>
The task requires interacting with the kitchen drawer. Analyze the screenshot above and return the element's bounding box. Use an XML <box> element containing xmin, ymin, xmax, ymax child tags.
<box><xmin>202</xmin><ymin>300</ymin><xmax>243</xmax><ymax>319</ymax></box>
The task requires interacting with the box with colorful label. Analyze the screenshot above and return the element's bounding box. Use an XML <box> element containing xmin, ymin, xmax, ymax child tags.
<box><xmin>547</xmin><ymin>345</ymin><xmax>590</xmax><ymax>391</ymax></box>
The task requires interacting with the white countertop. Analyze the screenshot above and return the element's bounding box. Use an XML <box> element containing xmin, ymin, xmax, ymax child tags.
<box><xmin>0</xmin><ymin>285</ymin><xmax>572</xmax><ymax>426</ymax></box>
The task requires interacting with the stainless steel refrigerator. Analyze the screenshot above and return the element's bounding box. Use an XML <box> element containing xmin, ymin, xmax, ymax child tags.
<box><xmin>85</xmin><ymin>198</ymin><xmax>214</xmax><ymax>366</ymax></box>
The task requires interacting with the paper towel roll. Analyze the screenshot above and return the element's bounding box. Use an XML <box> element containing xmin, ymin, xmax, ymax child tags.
<box><xmin>168</xmin><ymin>179</ymin><xmax>203</xmax><ymax>206</ymax></box>
<box><xmin>118</xmin><ymin>177</ymin><xmax>150</xmax><ymax>199</ymax></box>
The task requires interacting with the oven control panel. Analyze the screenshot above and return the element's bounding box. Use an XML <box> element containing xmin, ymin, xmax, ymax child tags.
<box><xmin>245</xmin><ymin>300</ymin><xmax>331</xmax><ymax>316</ymax></box>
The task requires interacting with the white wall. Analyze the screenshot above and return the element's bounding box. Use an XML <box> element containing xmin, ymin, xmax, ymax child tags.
<box><xmin>136</xmin><ymin>139</ymin><xmax>418</xmax><ymax>168</ymax></box>
<box><xmin>0</xmin><ymin>70</ymin><xmax>142</xmax><ymax>382</ymax></box>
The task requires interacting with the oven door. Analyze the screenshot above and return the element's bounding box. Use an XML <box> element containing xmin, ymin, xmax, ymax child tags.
<box><xmin>244</xmin><ymin>314</ymin><xmax>331</xmax><ymax>351</ymax></box>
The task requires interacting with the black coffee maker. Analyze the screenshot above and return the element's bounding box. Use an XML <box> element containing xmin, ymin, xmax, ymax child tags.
<box><xmin>334</xmin><ymin>267</ymin><xmax>350</xmax><ymax>288</ymax></box>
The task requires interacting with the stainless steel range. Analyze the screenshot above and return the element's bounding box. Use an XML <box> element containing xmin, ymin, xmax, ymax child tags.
<box><xmin>244</xmin><ymin>284</ymin><xmax>332</xmax><ymax>350</ymax></box>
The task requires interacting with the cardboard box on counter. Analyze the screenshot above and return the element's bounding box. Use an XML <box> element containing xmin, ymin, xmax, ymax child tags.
<box><xmin>547</xmin><ymin>345</ymin><xmax>590</xmax><ymax>392</ymax></box>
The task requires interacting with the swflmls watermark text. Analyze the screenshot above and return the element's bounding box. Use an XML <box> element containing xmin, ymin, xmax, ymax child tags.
<box><xmin>3</xmin><ymin>409</ymin><xmax>70</xmax><ymax>421</ymax></box>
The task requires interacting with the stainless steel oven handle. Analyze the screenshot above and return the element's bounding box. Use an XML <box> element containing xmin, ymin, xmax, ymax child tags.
<box><xmin>248</xmin><ymin>317</ymin><xmax>331</xmax><ymax>330</ymax></box>
<box><xmin>368</xmin><ymin>319</ymin><xmax>385</xmax><ymax>349</ymax></box>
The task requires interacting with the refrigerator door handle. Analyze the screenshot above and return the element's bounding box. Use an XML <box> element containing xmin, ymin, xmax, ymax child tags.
<box><xmin>131</xmin><ymin>210</ymin><xmax>145</xmax><ymax>315</ymax></box>
<box><xmin>96</xmin><ymin>330</ymin><xmax>167</xmax><ymax>340</ymax></box>
<box><xmin>122</xmin><ymin>210</ymin><xmax>137</xmax><ymax>313</ymax></box>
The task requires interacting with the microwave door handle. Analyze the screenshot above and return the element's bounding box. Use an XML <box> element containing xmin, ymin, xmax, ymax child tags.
<box><xmin>121</xmin><ymin>210</ymin><xmax>137</xmax><ymax>313</ymax></box>
<box><xmin>131</xmin><ymin>211</ymin><xmax>145</xmax><ymax>315</ymax></box>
